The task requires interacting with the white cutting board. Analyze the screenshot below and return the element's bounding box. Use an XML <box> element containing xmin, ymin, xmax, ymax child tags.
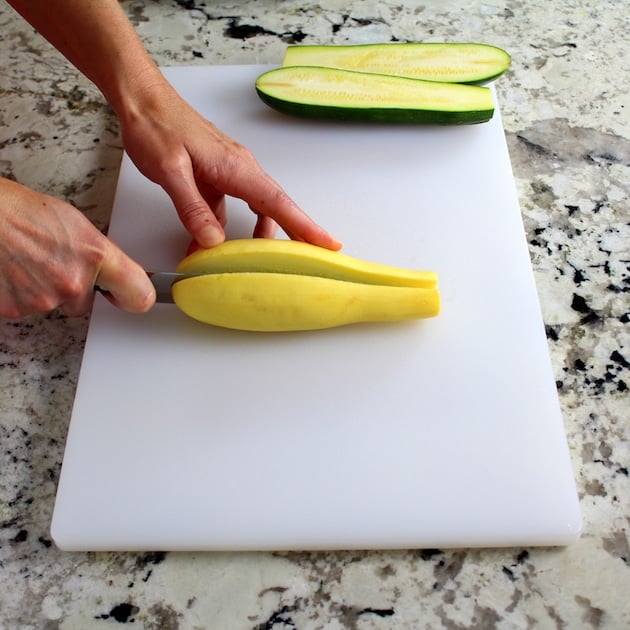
<box><xmin>51</xmin><ymin>65</ymin><xmax>581</xmax><ymax>551</ymax></box>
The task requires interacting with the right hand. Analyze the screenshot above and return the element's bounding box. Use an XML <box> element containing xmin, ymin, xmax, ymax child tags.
<box><xmin>0</xmin><ymin>177</ymin><xmax>155</xmax><ymax>318</ymax></box>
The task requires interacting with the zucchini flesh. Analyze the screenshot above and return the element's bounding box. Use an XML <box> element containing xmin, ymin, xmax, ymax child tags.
<box><xmin>283</xmin><ymin>43</ymin><xmax>511</xmax><ymax>85</ymax></box>
<box><xmin>177</xmin><ymin>238</ymin><xmax>437</xmax><ymax>288</ymax></box>
<box><xmin>255</xmin><ymin>66</ymin><xmax>494</xmax><ymax>125</ymax></box>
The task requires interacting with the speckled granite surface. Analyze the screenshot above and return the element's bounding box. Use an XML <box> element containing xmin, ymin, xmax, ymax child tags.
<box><xmin>0</xmin><ymin>1</ymin><xmax>628</xmax><ymax>628</ymax></box>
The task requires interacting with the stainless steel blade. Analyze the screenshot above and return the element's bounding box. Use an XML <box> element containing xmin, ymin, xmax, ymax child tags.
<box><xmin>148</xmin><ymin>272</ymin><xmax>183</xmax><ymax>304</ymax></box>
<box><xmin>96</xmin><ymin>272</ymin><xmax>201</xmax><ymax>305</ymax></box>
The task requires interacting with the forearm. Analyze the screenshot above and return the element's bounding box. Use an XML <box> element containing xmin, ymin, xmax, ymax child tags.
<box><xmin>7</xmin><ymin>0</ymin><xmax>342</xmax><ymax>252</ymax></box>
<box><xmin>6</xmin><ymin>0</ymin><xmax>166</xmax><ymax>116</ymax></box>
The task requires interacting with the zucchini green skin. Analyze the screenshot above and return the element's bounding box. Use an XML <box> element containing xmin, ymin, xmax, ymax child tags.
<box><xmin>255</xmin><ymin>66</ymin><xmax>495</xmax><ymax>125</ymax></box>
<box><xmin>283</xmin><ymin>42</ymin><xmax>511</xmax><ymax>85</ymax></box>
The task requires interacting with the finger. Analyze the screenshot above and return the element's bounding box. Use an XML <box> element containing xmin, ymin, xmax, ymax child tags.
<box><xmin>252</xmin><ymin>214</ymin><xmax>278</xmax><ymax>239</ymax></box>
<box><xmin>197</xmin><ymin>181</ymin><xmax>227</xmax><ymax>228</ymax></box>
<box><xmin>59</xmin><ymin>291</ymin><xmax>96</xmax><ymax>318</ymax></box>
<box><xmin>161</xmin><ymin>163</ymin><xmax>225</xmax><ymax>248</ymax></box>
<box><xmin>95</xmin><ymin>245</ymin><xmax>156</xmax><ymax>313</ymax></box>
<box><xmin>230</xmin><ymin>165</ymin><xmax>342</xmax><ymax>251</ymax></box>
<box><xmin>214</xmin><ymin>195</ymin><xmax>227</xmax><ymax>228</ymax></box>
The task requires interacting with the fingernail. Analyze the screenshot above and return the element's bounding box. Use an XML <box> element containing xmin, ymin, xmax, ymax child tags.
<box><xmin>198</xmin><ymin>224</ymin><xmax>225</xmax><ymax>248</ymax></box>
<box><xmin>331</xmin><ymin>237</ymin><xmax>344</xmax><ymax>251</ymax></box>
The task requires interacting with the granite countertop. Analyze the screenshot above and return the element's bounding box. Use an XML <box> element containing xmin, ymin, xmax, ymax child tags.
<box><xmin>1</xmin><ymin>1</ymin><xmax>628</xmax><ymax>628</ymax></box>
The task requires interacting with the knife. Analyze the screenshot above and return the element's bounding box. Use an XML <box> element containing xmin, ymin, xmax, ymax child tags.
<box><xmin>147</xmin><ymin>272</ymin><xmax>191</xmax><ymax>304</ymax></box>
<box><xmin>95</xmin><ymin>272</ymin><xmax>202</xmax><ymax>304</ymax></box>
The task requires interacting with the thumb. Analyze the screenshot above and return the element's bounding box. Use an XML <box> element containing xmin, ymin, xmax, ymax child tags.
<box><xmin>96</xmin><ymin>243</ymin><xmax>156</xmax><ymax>313</ymax></box>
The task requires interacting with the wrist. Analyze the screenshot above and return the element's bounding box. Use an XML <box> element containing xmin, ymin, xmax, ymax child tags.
<box><xmin>102</xmin><ymin>57</ymin><xmax>170</xmax><ymax>122</ymax></box>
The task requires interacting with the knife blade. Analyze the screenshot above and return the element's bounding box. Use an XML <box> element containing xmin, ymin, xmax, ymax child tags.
<box><xmin>148</xmin><ymin>272</ymin><xmax>191</xmax><ymax>304</ymax></box>
<box><xmin>95</xmin><ymin>272</ymin><xmax>202</xmax><ymax>305</ymax></box>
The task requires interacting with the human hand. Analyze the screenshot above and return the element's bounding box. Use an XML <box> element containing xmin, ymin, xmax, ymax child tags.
<box><xmin>117</xmin><ymin>81</ymin><xmax>342</xmax><ymax>251</ymax></box>
<box><xmin>0</xmin><ymin>178</ymin><xmax>155</xmax><ymax>318</ymax></box>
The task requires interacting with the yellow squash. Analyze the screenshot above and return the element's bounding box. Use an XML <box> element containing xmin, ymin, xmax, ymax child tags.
<box><xmin>172</xmin><ymin>239</ymin><xmax>440</xmax><ymax>332</ymax></box>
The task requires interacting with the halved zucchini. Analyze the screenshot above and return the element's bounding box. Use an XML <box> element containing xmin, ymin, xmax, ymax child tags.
<box><xmin>255</xmin><ymin>66</ymin><xmax>494</xmax><ymax>125</ymax></box>
<box><xmin>173</xmin><ymin>239</ymin><xmax>440</xmax><ymax>332</ymax></box>
<box><xmin>172</xmin><ymin>273</ymin><xmax>440</xmax><ymax>332</ymax></box>
<box><xmin>282</xmin><ymin>42</ymin><xmax>511</xmax><ymax>85</ymax></box>
<box><xmin>177</xmin><ymin>238</ymin><xmax>437</xmax><ymax>288</ymax></box>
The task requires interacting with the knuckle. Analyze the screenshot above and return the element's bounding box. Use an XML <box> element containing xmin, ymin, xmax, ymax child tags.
<box><xmin>3</xmin><ymin>285</ymin><xmax>61</xmax><ymax>317</ymax></box>
<box><xmin>252</xmin><ymin>186</ymin><xmax>292</xmax><ymax>217</ymax></box>
<box><xmin>1</xmin><ymin>305</ymin><xmax>22</xmax><ymax>319</ymax></box>
<box><xmin>26</xmin><ymin>294</ymin><xmax>60</xmax><ymax>315</ymax></box>
<box><xmin>178</xmin><ymin>199</ymin><xmax>209</xmax><ymax>221</ymax></box>
<box><xmin>233</xmin><ymin>143</ymin><xmax>255</xmax><ymax>162</ymax></box>
<box><xmin>60</xmin><ymin>298</ymin><xmax>93</xmax><ymax>318</ymax></box>
<box><xmin>56</xmin><ymin>271</ymin><xmax>88</xmax><ymax>301</ymax></box>
<box><xmin>157</xmin><ymin>151</ymin><xmax>191</xmax><ymax>180</ymax></box>
<box><xmin>42</xmin><ymin>265</ymin><xmax>93</xmax><ymax>312</ymax></box>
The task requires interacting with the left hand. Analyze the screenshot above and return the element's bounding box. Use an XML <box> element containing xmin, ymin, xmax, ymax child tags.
<box><xmin>118</xmin><ymin>81</ymin><xmax>342</xmax><ymax>251</ymax></box>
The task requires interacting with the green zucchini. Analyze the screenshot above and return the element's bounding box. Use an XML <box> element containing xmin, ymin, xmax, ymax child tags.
<box><xmin>282</xmin><ymin>42</ymin><xmax>511</xmax><ymax>85</ymax></box>
<box><xmin>255</xmin><ymin>66</ymin><xmax>494</xmax><ymax>125</ymax></box>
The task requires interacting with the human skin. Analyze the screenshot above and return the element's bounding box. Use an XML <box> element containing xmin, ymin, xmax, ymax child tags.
<box><xmin>1</xmin><ymin>0</ymin><xmax>341</xmax><ymax>318</ymax></box>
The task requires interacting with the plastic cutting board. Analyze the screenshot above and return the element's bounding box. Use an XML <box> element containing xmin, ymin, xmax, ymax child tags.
<box><xmin>51</xmin><ymin>65</ymin><xmax>581</xmax><ymax>551</ymax></box>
